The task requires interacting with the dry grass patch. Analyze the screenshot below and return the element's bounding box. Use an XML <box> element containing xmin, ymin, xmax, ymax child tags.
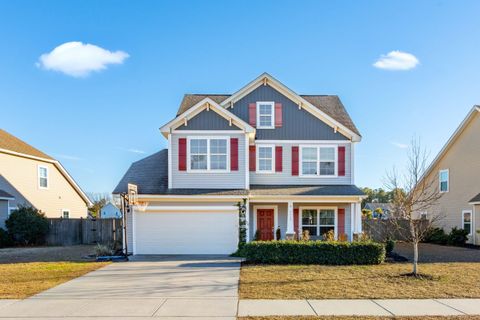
<box><xmin>239</xmin><ymin>317</ymin><xmax>480</xmax><ymax>320</ymax></box>
<box><xmin>0</xmin><ymin>261</ymin><xmax>109</xmax><ymax>299</ymax></box>
<box><xmin>240</xmin><ymin>262</ymin><xmax>480</xmax><ymax>299</ymax></box>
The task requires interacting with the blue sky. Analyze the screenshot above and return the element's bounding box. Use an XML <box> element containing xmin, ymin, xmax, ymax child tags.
<box><xmin>1</xmin><ymin>0</ymin><xmax>479</xmax><ymax>193</ymax></box>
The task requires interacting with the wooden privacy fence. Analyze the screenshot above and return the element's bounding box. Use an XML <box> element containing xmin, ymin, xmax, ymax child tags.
<box><xmin>363</xmin><ymin>218</ymin><xmax>429</xmax><ymax>242</ymax></box>
<box><xmin>45</xmin><ymin>218</ymin><xmax>123</xmax><ymax>246</ymax></box>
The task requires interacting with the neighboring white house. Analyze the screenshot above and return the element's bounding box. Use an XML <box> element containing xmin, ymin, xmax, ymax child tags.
<box><xmin>100</xmin><ymin>202</ymin><xmax>122</xmax><ymax>219</ymax></box>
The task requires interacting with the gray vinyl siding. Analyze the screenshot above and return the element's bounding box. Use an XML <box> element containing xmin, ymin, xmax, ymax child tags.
<box><xmin>171</xmin><ymin>132</ymin><xmax>247</xmax><ymax>189</ymax></box>
<box><xmin>248</xmin><ymin>203</ymin><xmax>353</xmax><ymax>241</ymax></box>
<box><xmin>0</xmin><ymin>200</ymin><xmax>8</xmax><ymax>229</ymax></box>
<box><xmin>176</xmin><ymin>109</ymin><xmax>242</xmax><ymax>130</ymax></box>
<box><xmin>229</xmin><ymin>84</ymin><xmax>349</xmax><ymax>140</ymax></box>
<box><xmin>250</xmin><ymin>142</ymin><xmax>352</xmax><ymax>185</ymax></box>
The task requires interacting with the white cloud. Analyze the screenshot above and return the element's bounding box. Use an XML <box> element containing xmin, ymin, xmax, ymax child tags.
<box><xmin>373</xmin><ymin>51</ymin><xmax>419</xmax><ymax>71</ymax></box>
<box><xmin>126</xmin><ymin>148</ymin><xmax>146</xmax><ymax>154</ymax></box>
<box><xmin>390</xmin><ymin>141</ymin><xmax>409</xmax><ymax>149</ymax></box>
<box><xmin>37</xmin><ymin>41</ymin><xmax>129</xmax><ymax>77</ymax></box>
<box><xmin>55</xmin><ymin>154</ymin><xmax>82</xmax><ymax>161</ymax></box>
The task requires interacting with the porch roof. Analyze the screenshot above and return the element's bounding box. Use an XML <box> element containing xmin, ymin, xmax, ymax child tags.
<box><xmin>249</xmin><ymin>185</ymin><xmax>364</xmax><ymax>196</ymax></box>
<box><xmin>469</xmin><ymin>192</ymin><xmax>480</xmax><ymax>204</ymax></box>
<box><xmin>0</xmin><ymin>189</ymin><xmax>15</xmax><ymax>200</ymax></box>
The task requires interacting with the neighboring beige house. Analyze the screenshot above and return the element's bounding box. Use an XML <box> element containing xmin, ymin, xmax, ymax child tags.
<box><xmin>419</xmin><ymin>106</ymin><xmax>480</xmax><ymax>245</ymax></box>
<box><xmin>0</xmin><ymin>129</ymin><xmax>91</xmax><ymax>228</ymax></box>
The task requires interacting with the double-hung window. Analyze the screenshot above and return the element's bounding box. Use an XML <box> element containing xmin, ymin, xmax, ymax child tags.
<box><xmin>38</xmin><ymin>166</ymin><xmax>49</xmax><ymax>189</ymax></box>
<box><xmin>62</xmin><ymin>209</ymin><xmax>70</xmax><ymax>219</ymax></box>
<box><xmin>300</xmin><ymin>146</ymin><xmax>337</xmax><ymax>177</ymax></box>
<box><xmin>256</xmin><ymin>101</ymin><xmax>275</xmax><ymax>129</ymax></box>
<box><xmin>462</xmin><ymin>211</ymin><xmax>472</xmax><ymax>235</ymax></box>
<box><xmin>301</xmin><ymin>208</ymin><xmax>336</xmax><ymax>239</ymax></box>
<box><xmin>257</xmin><ymin>145</ymin><xmax>274</xmax><ymax>173</ymax></box>
<box><xmin>189</xmin><ymin>137</ymin><xmax>229</xmax><ymax>172</ymax></box>
<box><xmin>439</xmin><ymin>169</ymin><xmax>449</xmax><ymax>192</ymax></box>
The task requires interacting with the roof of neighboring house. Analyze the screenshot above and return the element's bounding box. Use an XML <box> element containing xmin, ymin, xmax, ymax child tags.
<box><xmin>469</xmin><ymin>193</ymin><xmax>480</xmax><ymax>203</ymax></box>
<box><xmin>364</xmin><ymin>203</ymin><xmax>392</xmax><ymax>211</ymax></box>
<box><xmin>0</xmin><ymin>129</ymin><xmax>92</xmax><ymax>206</ymax></box>
<box><xmin>113</xmin><ymin>150</ymin><xmax>364</xmax><ymax>197</ymax></box>
<box><xmin>0</xmin><ymin>189</ymin><xmax>15</xmax><ymax>199</ymax></box>
<box><xmin>0</xmin><ymin>129</ymin><xmax>54</xmax><ymax>160</ymax></box>
<box><xmin>176</xmin><ymin>94</ymin><xmax>360</xmax><ymax>136</ymax></box>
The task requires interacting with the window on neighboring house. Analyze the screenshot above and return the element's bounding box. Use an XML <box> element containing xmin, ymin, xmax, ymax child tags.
<box><xmin>62</xmin><ymin>210</ymin><xmax>70</xmax><ymax>219</ymax></box>
<box><xmin>301</xmin><ymin>208</ymin><xmax>336</xmax><ymax>238</ymax></box>
<box><xmin>439</xmin><ymin>169</ymin><xmax>449</xmax><ymax>192</ymax></box>
<box><xmin>8</xmin><ymin>207</ymin><xmax>17</xmax><ymax>216</ymax></box>
<box><xmin>38</xmin><ymin>166</ymin><xmax>49</xmax><ymax>188</ymax></box>
<box><xmin>257</xmin><ymin>145</ymin><xmax>274</xmax><ymax>173</ymax></box>
<box><xmin>300</xmin><ymin>146</ymin><xmax>337</xmax><ymax>177</ymax></box>
<box><xmin>256</xmin><ymin>101</ymin><xmax>275</xmax><ymax>129</ymax></box>
<box><xmin>189</xmin><ymin>137</ymin><xmax>228</xmax><ymax>171</ymax></box>
<box><xmin>463</xmin><ymin>211</ymin><xmax>472</xmax><ymax>235</ymax></box>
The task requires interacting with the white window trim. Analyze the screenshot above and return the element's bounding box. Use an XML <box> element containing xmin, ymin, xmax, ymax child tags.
<box><xmin>253</xmin><ymin>205</ymin><xmax>279</xmax><ymax>240</ymax></box>
<box><xmin>462</xmin><ymin>210</ymin><xmax>472</xmax><ymax>235</ymax></box>
<box><xmin>256</xmin><ymin>144</ymin><xmax>275</xmax><ymax>174</ymax></box>
<box><xmin>186</xmin><ymin>136</ymin><xmax>231</xmax><ymax>173</ymax></box>
<box><xmin>439</xmin><ymin>169</ymin><xmax>449</xmax><ymax>193</ymax></box>
<box><xmin>299</xmin><ymin>145</ymin><xmax>338</xmax><ymax>178</ymax></box>
<box><xmin>256</xmin><ymin>101</ymin><xmax>275</xmax><ymax>129</ymax></box>
<box><xmin>8</xmin><ymin>206</ymin><xmax>17</xmax><ymax>216</ymax></box>
<box><xmin>38</xmin><ymin>165</ymin><xmax>49</xmax><ymax>189</ymax></box>
<box><xmin>62</xmin><ymin>209</ymin><xmax>70</xmax><ymax>219</ymax></box>
<box><xmin>299</xmin><ymin>206</ymin><xmax>338</xmax><ymax>239</ymax></box>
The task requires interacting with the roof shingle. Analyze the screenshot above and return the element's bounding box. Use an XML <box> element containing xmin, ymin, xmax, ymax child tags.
<box><xmin>0</xmin><ymin>129</ymin><xmax>54</xmax><ymax>160</ymax></box>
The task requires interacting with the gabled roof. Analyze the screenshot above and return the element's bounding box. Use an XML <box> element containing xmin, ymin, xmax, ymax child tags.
<box><xmin>175</xmin><ymin>73</ymin><xmax>361</xmax><ymax>140</ymax></box>
<box><xmin>160</xmin><ymin>97</ymin><xmax>255</xmax><ymax>138</ymax></box>
<box><xmin>420</xmin><ymin>106</ymin><xmax>480</xmax><ymax>184</ymax></box>
<box><xmin>0</xmin><ymin>129</ymin><xmax>54</xmax><ymax>160</ymax></box>
<box><xmin>469</xmin><ymin>193</ymin><xmax>480</xmax><ymax>204</ymax></box>
<box><xmin>0</xmin><ymin>129</ymin><xmax>92</xmax><ymax>206</ymax></box>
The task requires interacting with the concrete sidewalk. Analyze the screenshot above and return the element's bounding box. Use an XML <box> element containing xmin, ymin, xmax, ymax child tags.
<box><xmin>0</xmin><ymin>298</ymin><xmax>479</xmax><ymax>318</ymax></box>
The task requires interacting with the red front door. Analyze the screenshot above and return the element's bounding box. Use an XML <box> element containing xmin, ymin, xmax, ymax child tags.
<box><xmin>257</xmin><ymin>209</ymin><xmax>274</xmax><ymax>241</ymax></box>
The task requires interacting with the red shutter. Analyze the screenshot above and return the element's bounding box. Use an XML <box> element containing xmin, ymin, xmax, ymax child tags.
<box><xmin>294</xmin><ymin>208</ymin><xmax>299</xmax><ymax>237</ymax></box>
<box><xmin>338</xmin><ymin>208</ymin><xmax>345</xmax><ymax>236</ymax></box>
<box><xmin>248</xmin><ymin>103</ymin><xmax>256</xmax><ymax>126</ymax></box>
<box><xmin>275</xmin><ymin>103</ymin><xmax>283</xmax><ymax>127</ymax></box>
<box><xmin>230</xmin><ymin>138</ymin><xmax>238</xmax><ymax>171</ymax></box>
<box><xmin>292</xmin><ymin>146</ymin><xmax>299</xmax><ymax>176</ymax></box>
<box><xmin>249</xmin><ymin>145</ymin><xmax>256</xmax><ymax>171</ymax></box>
<box><xmin>338</xmin><ymin>146</ymin><xmax>346</xmax><ymax>176</ymax></box>
<box><xmin>275</xmin><ymin>146</ymin><xmax>283</xmax><ymax>172</ymax></box>
<box><xmin>178</xmin><ymin>138</ymin><xmax>187</xmax><ymax>171</ymax></box>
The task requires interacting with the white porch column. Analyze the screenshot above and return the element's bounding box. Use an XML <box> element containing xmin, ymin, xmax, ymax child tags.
<box><xmin>350</xmin><ymin>203</ymin><xmax>355</xmax><ymax>241</ymax></box>
<box><xmin>286</xmin><ymin>201</ymin><xmax>295</xmax><ymax>239</ymax></box>
<box><xmin>245</xmin><ymin>200</ymin><xmax>250</xmax><ymax>242</ymax></box>
<box><xmin>355</xmin><ymin>202</ymin><xmax>362</xmax><ymax>234</ymax></box>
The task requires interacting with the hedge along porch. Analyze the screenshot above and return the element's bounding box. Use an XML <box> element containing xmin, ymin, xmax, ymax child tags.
<box><xmin>246</xmin><ymin>195</ymin><xmax>364</xmax><ymax>242</ymax></box>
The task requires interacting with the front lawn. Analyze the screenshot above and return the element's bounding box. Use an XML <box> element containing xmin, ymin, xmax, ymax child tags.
<box><xmin>0</xmin><ymin>261</ymin><xmax>108</xmax><ymax>299</ymax></box>
<box><xmin>240</xmin><ymin>263</ymin><xmax>480</xmax><ymax>299</ymax></box>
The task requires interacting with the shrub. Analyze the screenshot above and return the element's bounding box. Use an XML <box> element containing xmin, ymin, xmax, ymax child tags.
<box><xmin>301</xmin><ymin>229</ymin><xmax>310</xmax><ymax>241</ymax></box>
<box><xmin>275</xmin><ymin>227</ymin><xmax>281</xmax><ymax>240</ymax></box>
<box><xmin>0</xmin><ymin>228</ymin><xmax>13</xmax><ymax>248</ymax></box>
<box><xmin>423</xmin><ymin>227</ymin><xmax>448</xmax><ymax>245</ymax></box>
<box><xmin>94</xmin><ymin>243</ymin><xmax>113</xmax><ymax>257</ymax></box>
<box><xmin>5</xmin><ymin>206</ymin><xmax>48</xmax><ymax>245</ymax></box>
<box><xmin>385</xmin><ymin>238</ymin><xmax>395</xmax><ymax>254</ymax></box>
<box><xmin>447</xmin><ymin>227</ymin><xmax>469</xmax><ymax>246</ymax></box>
<box><xmin>323</xmin><ymin>230</ymin><xmax>335</xmax><ymax>241</ymax></box>
<box><xmin>254</xmin><ymin>230</ymin><xmax>260</xmax><ymax>241</ymax></box>
<box><xmin>242</xmin><ymin>240</ymin><xmax>385</xmax><ymax>265</ymax></box>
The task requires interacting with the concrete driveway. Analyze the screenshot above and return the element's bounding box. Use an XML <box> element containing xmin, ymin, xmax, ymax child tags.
<box><xmin>0</xmin><ymin>255</ymin><xmax>241</xmax><ymax>319</ymax></box>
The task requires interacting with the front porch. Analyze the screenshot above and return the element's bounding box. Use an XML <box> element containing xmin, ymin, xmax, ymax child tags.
<box><xmin>246</xmin><ymin>198</ymin><xmax>363</xmax><ymax>242</ymax></box>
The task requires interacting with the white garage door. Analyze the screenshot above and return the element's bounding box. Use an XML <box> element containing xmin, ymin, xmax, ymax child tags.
<box><xmin>134</xmin><ymin>211</ymin><xmax>239</xmax><ymax>254</ymax></box>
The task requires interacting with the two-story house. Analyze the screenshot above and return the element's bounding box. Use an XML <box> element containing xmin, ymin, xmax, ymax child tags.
<box><xmin>417</xmin><ymin>106</ymin><xmax>480</xmax><ymax>245</ymax></box>
<box><xmin>0</xmin><ymin>129</ymin><xmax>91</xmax><ymax>228</ymax></box>
<box><xmin>114</xmin><ymin>73</ymin><xmax>365</xmax><ymax>255</ymax></box>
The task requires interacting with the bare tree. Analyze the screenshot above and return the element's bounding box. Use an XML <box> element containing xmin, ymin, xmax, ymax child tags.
<box><xmin>384</xmin><ymin>137</ymin><xmax>443</xmax><ymax>276</ymax></box>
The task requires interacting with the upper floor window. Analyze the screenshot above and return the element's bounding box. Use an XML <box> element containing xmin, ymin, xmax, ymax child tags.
<box><xmin>38</xmin><ymin>165</ymin><xmax>49</xmax><ymax>189</ymax></box>
<box><xmin>256</xmin><ymin>101</ymin><xmax>275</xmax><ymax>129</ymax></box>
<box><xmin>300</xmin><ymin>146</ymin><xmax>337</xmax><ymax>177</ymax></box>
<box><xmin>462</xmin><ymin>210</ymin><xmax>472</xmax><ymax>235</ymax></box>
<box><xmin>439</xmin><ymin>169</ymin><xmax>449</xmax><ymax>192</ymax></box>
<box><xmin>189</xmin><ymin>137</ymin><xmax>229</xmax><ymax>172</ymax></box>
<box><xmin>257</xmin><ymin>145</ymin><xmax>274</xmax><ymax>173</ymax></box>
<box><xmin>62</xmin><ymin>209</ymin><xmax>70</xmax><ymax>219</ymax></box>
